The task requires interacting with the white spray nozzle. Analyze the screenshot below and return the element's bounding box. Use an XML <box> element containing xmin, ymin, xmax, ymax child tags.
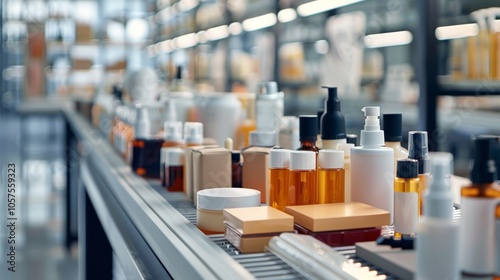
<box><xmin>135</xmin><ymin>104</ymin><xmax>151</xmax><ymax>139</ymax></box>
<box><xmin>425</xmin><ymin>153</ymin><xmax>454</xmax><ymax>219</ymax></box>
<box><xmin>164</xmin><ymin>121</ymin><xmax>183</xmax><ymax>142</ymax></box>
<box><xmin>184</xmin><ymin>122</ymin><xmax>203</xmax><ymax>145</ymax></box>
<box><xmin>362</xmin><ymin>106</ymin><xmax>380</xmax><ymax>131</ymax></box>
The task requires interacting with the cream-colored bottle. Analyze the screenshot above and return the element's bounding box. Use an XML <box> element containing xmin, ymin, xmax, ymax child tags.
<box><xmin>337</xmin><ymin>143</ymin><xmax>354</xmax><ymax>203</ymax></box>
<box><xmin>382</xmin><ymin>114</ymin><xmax>409</xmax><ymax>176</ymax></box>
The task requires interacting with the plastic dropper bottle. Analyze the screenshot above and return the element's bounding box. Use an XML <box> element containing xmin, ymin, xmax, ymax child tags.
<box><xmin>297</xmin><ymin>115</ymin><xmax>320</xmax><ymax>154</ymax></box>
<box><xmin>269</xmin><ymin>149</ymin><xmax>291</xmax><ymax>211</ymax></box>
<box><xmin>383</xmin><ymin>113</ymin><xmax>409</xmax><ymax>175</ymax></box>
<box><xmin>416</xmin><ymin>153</ymin><xmax>459</xmax><ymax>280</ymax></box>
<box><xmin>393</xmin><ymin>159</ymin><xmax>420</xmax><ymax>238</ymax></box>
<box><xmin>320</xmin><ymin>86</ymin><xmax>346</xmax><ymax>150</ymax></box>
<box><xmin>318</xmin><ymin>150</ymin><xmax>345</xmax><ymax>203</ymax></box>
<box><xmin>460</xmin><ymin>136</ymin><xmax>500</xmax><ymax>276</ymax></box>
<box><xmin>408</xmin><ymin>131</ymin><xmax>430</xmax><ymax>215</ymax></box>
<box><xmin>337</xmin><ymin>143</ymin><xmax>355</xmax><ymax>202</ymax></box>
<box><xmin>351</xmin><ymin>107</ymin><xmax>394</xmax><ymax>223</ymax></box>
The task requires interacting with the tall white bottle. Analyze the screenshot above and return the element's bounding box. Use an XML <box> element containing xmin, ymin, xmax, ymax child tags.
<box><xmin>351</xmin><ymin>107</ymin><xmax>394</xmax><ymax>223</ymax></box>
<box><xmin>415</xmin><ymin>153</ymin><xmax>459</xmax><ymax>280</ymax></box>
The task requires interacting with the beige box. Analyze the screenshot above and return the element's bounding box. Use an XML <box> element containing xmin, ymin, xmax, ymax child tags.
<box><xmin>192</xmin><ymin>147</ymin><xmax>231</xmax><ymax>206</ymax></box>
<box><xmin>285</xmin><ymin>202</ymin><xmax>390</xmax><ymax>232</ymax></box>
<box><xmin>224</xmin><ymin>224</ymin><xmax>280</xmax><ymax>254</ymax></box>
<box><xmin>242</xmin><ymin>147</ymin><xmax>272</xmax><ymax>203</ymax></box>
<box><xmin>184</xmin><ymin>145</ymin><xmax>218</xmax><ymax>201</ymax></box>
<box><xmin>223</xmin><ymin>206</ymin><xmax>294</xmax><ymax>235</ymax></box>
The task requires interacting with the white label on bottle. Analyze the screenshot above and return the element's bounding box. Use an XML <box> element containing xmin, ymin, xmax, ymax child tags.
<box><xmin>394</xmin><ymin>192</ymin><xmax>418</xmax><ymax>234</ymax></box>
<box><xmin>460</xmin><ymin>197</ymin><xmax>497</xmax><ymax>274</ymax></box>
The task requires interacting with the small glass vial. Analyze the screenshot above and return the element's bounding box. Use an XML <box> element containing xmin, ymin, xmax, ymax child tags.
<box><xmin>318</xmin><ymin>150</ymin><xmax>345</xmax><ymax>204</ymax></box>
<box><xmin>184</xmin><ymin>122</ymin><xmax>203</xmax><ymax>147</ymax></box>
<box><xmin>394</xmin><ymin>159</ymin><xmax>420</xmax><ymax>238</ymax></box>
<box><xmin>163</xmin><ymin>121</ymin><xmax>184</xmax><ymax>148</ymax></box>
<box><xmin>165</xmin><ymin>148</ymin><xmax>185</xmax><ymax>192</ymax></box>
<box><xmin>130</xmin><ymin>105</ymin><xmax>164</xmax><ymax>179</ymax></box>
<box><xmin>289</xmin><ymin>151</ymin><xmax>317</xmax><ymax>205</ymax></box>
<box><xmin>297</xmin><ymin>115</ymin><xmax>320</xmax><ymax>154</ymax></box>
<box><xmin>269</xmin><ymin>149</ymin><xmax>291</xmax><ymax>211</ymax></box>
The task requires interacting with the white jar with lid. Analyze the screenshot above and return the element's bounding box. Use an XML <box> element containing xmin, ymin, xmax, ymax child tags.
<box><xmin>196</xmin><ymin>188</ymin><xmax>260</xmax><ymax>234</ymax></box>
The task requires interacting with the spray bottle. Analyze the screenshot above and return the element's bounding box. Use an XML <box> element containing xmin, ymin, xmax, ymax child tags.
<box><xmin>351</xmin><ymin>107</ymin><xmax>394</xmax><ymax>223</ymax></box>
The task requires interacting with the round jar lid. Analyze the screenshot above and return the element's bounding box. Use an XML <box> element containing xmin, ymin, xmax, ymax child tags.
<box><xmin>197</xmin><ymin>188</ymin><xmax>261</xmax><ymax>211</ymax></box>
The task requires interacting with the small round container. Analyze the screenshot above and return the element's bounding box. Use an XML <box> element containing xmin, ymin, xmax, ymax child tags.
<box><xmin>196</xmin><ymin>188</ymin><xmax>261</xmax><ymax>234</ymax></box>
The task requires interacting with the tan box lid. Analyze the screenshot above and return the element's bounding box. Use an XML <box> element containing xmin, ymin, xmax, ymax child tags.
<box><xmin>285</xmin><ymin>202</ymin><xmax>390</xmax><ymax>232</ymax></box>
<box><xmin>223</xmin><ymin>206</ymin><xmax>294</xmax><ymax>235</ymax></box>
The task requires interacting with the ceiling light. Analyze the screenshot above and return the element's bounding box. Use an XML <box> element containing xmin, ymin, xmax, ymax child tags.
<box><xmin>435</xmin><ymin>23</ymin><xmax>479</xmax><ymax>40</ymax></box>
<box><xmin>364</xmin><ymin>31</ymin><xmax>413</xmax><ymax>48</ymax></box>
<box><xmin>297</xmin><ymin>0</ymin><xmax>364</xmax><ymax>17</ymax></box>
<box><xmin>242</xmin><ymin>13</ymin><xmax>277</xmax><ymax>32</ymax></box>
<box><xmin>278</xmin><ymin>8</ymin><xmax>297</xmax><ymax>23</ymax></box>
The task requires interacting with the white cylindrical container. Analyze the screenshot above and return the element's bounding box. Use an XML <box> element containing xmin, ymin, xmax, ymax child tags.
<box><xmin>196</xmin><ymin>93</ymin><xmax>241</xmax><ymax>146</ymax></box>
<box><xmin>256</xmin><ymin>82</ymin><xmax>284</xmax><ymax>132</ymax></box>
<box><xmin>416</xmin><ymin>154</ymin><xmax>459</xmax><ymax>280</ymax></box>
<box><xmin>196</xmin><ymin>188</ymin><xmax>260</xmax><ymax>233</ymax></box>
<box><xmin>351</xmin><ymin>107</ymin><xmax>394</xmax><ymax>223</ymax></box>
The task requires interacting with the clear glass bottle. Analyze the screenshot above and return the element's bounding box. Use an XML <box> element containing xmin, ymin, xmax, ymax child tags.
<box><xmin>269</xmin><ymin>149</ymin><xmax>291</xmax><ymax>211</ymax></box>
<box><xmin>318</xmin><ymin>150</ymin><xmax>345</xmax><ymax>204</ymax></box>
<box><xmin>394</xmin><ymin>159</ymin><xmax>420</xmax><ymax>238</ymax></box>
<box><xmin>289</xmin><ymin>151</ymin><xmax>317</xmax><ymax>206</ymax></box>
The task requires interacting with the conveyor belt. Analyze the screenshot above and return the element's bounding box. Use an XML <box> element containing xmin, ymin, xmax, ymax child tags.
<box><xmin>151</xmin><ymin>182</ymin><xmax>461</xmax><ymax>280</ymax></box>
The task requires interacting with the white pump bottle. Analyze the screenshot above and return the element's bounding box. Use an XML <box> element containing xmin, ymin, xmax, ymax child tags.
<box><xmin>351</xmin><ymin>107</ymin><xmax>394</xmax><ymax>223</ymax></box>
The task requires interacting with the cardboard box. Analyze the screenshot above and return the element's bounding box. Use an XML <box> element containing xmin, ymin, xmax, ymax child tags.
<box><xmin>184</xmin><ymin>145</ymin><xmax>218</xmax><ymax>201</ymax></box>
<box><xmin>224</xmin><ymin>206</ymin><xmax>294</xmax><ymax>253</ymax></box>
<box><xmin>285</xmin><ymin>202</ymin><xmax>390</xmax><ymax>232</ymax></box>
<box><xmin>192</xmin><ymin>147</ymin><xmax>231</xmax><ymax>206</ymax></box>
<box><xmin>223</xmin><ymin>206</ymin><xmax>294</xmax><ymax>235</ymax></box>
<box><xmin>242</xmin><ymin>147</ymin><xmax>272</xmax><ymax>203</ymax></box>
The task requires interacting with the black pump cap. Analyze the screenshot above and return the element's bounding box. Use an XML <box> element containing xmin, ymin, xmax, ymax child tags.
<box><xmin>397</xmin><ymin>159</ymin><xmax>418</xmax><ymax>179</ymax></box>
<box><xmin>470</xmin><ymin>136</ymin><xmax>498</xmax><ymax>184</ymax></box>
<box><xmin>176</xmin><ymin>66</ymin><xmax>182</xmax><ymax>80</ymax></box>
<box><xmin>299</xmin><ymin>115</ymin><xmax>318</xmax><ymax>142</ymax></box>
<box><xmin>320</xmin><ymin>86</ymin><xmax>346</xmax><ymax>140</ymax></box>
<box><xmin>383</xmin><ymin>114</ymin><xmax>403</xmax><ymax>142</ymax></box>
<box><xmin>346</xmin><ymin>134</ymin><xmax>358</xmax><ymax>145</ymax></box>
<box><xmin>317</xmin><ymin>110</ymin><xmax>324</xmax><ymax>132</ymax></box>
<box><xmin>408</xmin><ymin>131</ymin><xmax>430</xmax><ymax>174</ymax></box>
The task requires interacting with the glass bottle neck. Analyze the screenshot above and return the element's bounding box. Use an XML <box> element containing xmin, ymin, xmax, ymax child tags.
<box><xmin>300</xmin><ymin>140</ymin><xmax>317</xmax><ymax>148</ymax></box>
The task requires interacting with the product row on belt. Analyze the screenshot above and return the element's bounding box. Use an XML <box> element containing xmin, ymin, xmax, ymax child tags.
<box><xmin>109</xmin><ymin>82</ymin><xmax>500</xmax><ymax>279</ymax></box>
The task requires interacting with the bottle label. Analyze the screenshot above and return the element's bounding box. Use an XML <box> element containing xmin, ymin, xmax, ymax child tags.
<box><xmin>460</xmin><ymin>197</ymin><xmax>497</xmax><ymax>274</ymax></box>
<box><xmin>394</xmin><ymin>191</ymin><xmax>418</xmax><ymax>234</ymax></box>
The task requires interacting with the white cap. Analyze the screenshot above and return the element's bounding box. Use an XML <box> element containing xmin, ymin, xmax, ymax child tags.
<box><xmin>337</xmin><ymin>143</ymin><xmax>354</xmax><ymax>157</ymax></box>
<box><xmin>290</xmin><ymin>151</ymin><xmax>316</xmax><ymax>170</ymax></box>
<box><xmin>184</xmin><ymin>122</ymin><xmax>203</xmax><ymax>145</ymax></box>
<box><xmin>318</xmin><ymin>150</ymin><xmax>344</xmax><ymax>169</ymax></box>
<box><xmin>164</xmin><ymin>121</ymin><xmax>183</xmax><ymax>142</ymax></box>
<box><xmin>249</xmin><ymin>130</ymin><xmax>277</xmax><ymax>147</ymax></box>
<box><xmin>360</xmin><ymin>106</ymin><xmax>384</xmax><ymax>147</ymax></box>
<box><xmin>224</xmin><ymin>137</ymin><xmax>234</xmax><ymax>150</ymax></box>
<box><xmin>270</xmin><ymin>149</ymin><xmax>291</xmax><ymax>168</ymax></box>
<box><xmin>134</xmin><ymin>105</ymin><xmax>150</xmax><ymax>139</ymax></box>
<box><xmin>166</xmin><ymin>148</ymin><xmax>185</xmax><ymax>166</ymax></box>
<box><xmin>425</xmin><ymin>153</ymin><xmax>454</xmax><ymax>220</ymax></box>
<box><xmin>196</xmin><ymin>188</ymin><xmax>261</xmax><ymax>211</ymax></box>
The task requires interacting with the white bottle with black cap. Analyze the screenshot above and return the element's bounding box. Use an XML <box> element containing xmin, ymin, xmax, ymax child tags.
<box><xmin>416</xmin><ymin>153</ymin><xmax>459</xmax><ymax>280</ymax></box>
<box><xmin>351</xmin><ymin>106</ymin><xmax>394</xmax><ymax>223</ymax></box>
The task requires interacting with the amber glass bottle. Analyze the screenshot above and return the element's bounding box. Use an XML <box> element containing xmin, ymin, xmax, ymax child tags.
<box><xmin>317</xmin><ymin>150</ymin><xmax>345</xmax><ymax>204</ymax></box>
<box><xmin>297</xmin><ymin>115</ymin><xmax>320</xmax><ymax>154</ymax></box>
<box><xmin>269</xmin><ymin>149</ymin><xmax>290</xmax><ymax>211</ymax></box>
<box><xmin>289</xmin><ymin>151</ymin><xmax>317</xmax><ymax>205</ymax></box>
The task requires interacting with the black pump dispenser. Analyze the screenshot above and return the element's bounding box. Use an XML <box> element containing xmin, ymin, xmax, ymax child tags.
<box><xmin>471</xmin><ymin>136</ymin><xmax>498</xmax><ymax>184</ymax></box>
<box><xmin>397</xmin><ymin>159</ymin><xmax>418</xmax><ymax>179</ymax></box>
<box><xmin>320</xmin><ymin>86</ymin><xmax>346</xmax><ymax>140</ymax></box>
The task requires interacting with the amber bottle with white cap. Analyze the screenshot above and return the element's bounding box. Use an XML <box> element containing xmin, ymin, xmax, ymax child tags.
<box><xmin>269</xmin><ymin>149</ymin><xmax>291</xmax><ymax>211</ymax></box>
<box><xmin>318</xmin><ymin>150</ymin><xmax>345</xmax><ymax>204</ymax></box>
<box><xmin>165</xmin><ymin>148</ymin><xmax>185</xmax><ymax>192</ymax></box>
<box><xmin>289</xmin><ymin>151</ymin><xmax>317</xmax><ymax>205</ymax></box>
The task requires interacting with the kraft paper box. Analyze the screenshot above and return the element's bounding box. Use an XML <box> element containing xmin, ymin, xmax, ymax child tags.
<box><xmin>192</xmin><ymin>147</ymin><xmax>231</xmax><ymax>206</ymax></box>
<box><xmin>242</xmin><ymin>147</ymin><xmax>272</xmax><ymax>203</ymax></box>
<box><xmin>184</xmin><ymin>145</ymin><xmax>218</xmax><ymax>201</ymax></box>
